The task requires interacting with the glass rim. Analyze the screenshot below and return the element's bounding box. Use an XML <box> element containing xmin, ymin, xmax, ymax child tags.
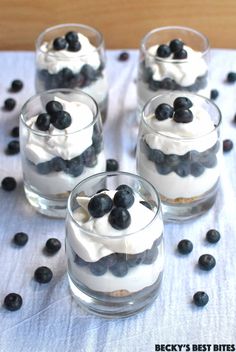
<box><xmin>20</xmin><ymin>88</ymin><xmax>99</xmax><ymax>137</ymax></box>
<box><xmin>141</xmin><ymin>92</ymin><xmax>222</xmax><ymax>141</ymax></box>
<box><xmin>35</xmin><ymin>23</ymin><xmax>104</xmax><ymax>59</ymax></box>
<box><xmin>140</xmin><ymin>25</ymin><xmax>210</xmax><ymax>62</ymax></box>
<box><xmin>67</xmin><ymin>171</ymin><xmax>162</xmax><ymax>239</ymax></box>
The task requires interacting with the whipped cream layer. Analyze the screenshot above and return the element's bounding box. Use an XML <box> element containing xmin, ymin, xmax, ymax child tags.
<box><xmin>143</xmin><ymin>105</ymin><xmax>218</xmax><ymax>155</ymax></box>
<box><xmin>23</xmin><ymin>153</ymin><xmax>106</xmax><ymax>195</ymax></box>
<box><xmin>24</xmin><ymin>97</ymin><xmax>94</xmax><ymax>164</ymax></box>
<box><xmin>138</xmin><ymin>155</ymin><xmax>220</xmax><ymax>199</ymax></box>
<box><xmin>67</xmin><ymin>190</ymin><xmax>163</xmax><ymax>262</ymax></box>
<box><xmin>67</xmin><ymin>240</ymin><xmax>164</xmax><ymax>293</ymax></box>
<box><xmin>145</xmin><ymin>45</ymin><xmax>208</xmax><ymax>87</ymax></box>
<box><xmin>37</xmin><ymin>33</ymin><xmax>101</xmax><ymax>74</ymax></box>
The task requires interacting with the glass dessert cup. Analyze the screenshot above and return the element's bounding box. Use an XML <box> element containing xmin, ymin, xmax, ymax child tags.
<box><xmin>66</xmin><ymin>171</ymin><xmax>164</xmax><ymax>318</ymax></box>
<box><xmin>136</xmin><ymin>92</ymin><xmax>222</xmax><ymax>222</ymax></box>
<box><xmin>20</xmin><ymin>88</ymin><xmax>106</xmax><ymax>218</ymax></box>
<box><xmin>35</xmin><ymin>23</ymin><xmax>109</xmax><ymax>123</ymax></box>
<box><xmin>137</xmin><ymin>26</ymin><xmax>210</xmax><ymax>115</ymax></box>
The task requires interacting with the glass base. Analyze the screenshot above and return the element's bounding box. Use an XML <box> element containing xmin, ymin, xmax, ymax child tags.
<box><xmin>24</xmin><ymin>184</ymin><xmax>68</xmax><ymax>218</ymax></box>
<box><xmin>162</xmin><ymin>183</ymin><xmax>219</xmax><ymax>222</ymax></box>
<box><xmin>68</xmin><ymin>273</ymin><xmax>163</xmax><ymax>318</ymax></box>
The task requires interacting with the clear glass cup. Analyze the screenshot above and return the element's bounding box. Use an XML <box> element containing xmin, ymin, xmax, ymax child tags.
<box><xmin>66</xmin><ymin>171</ymin><xmax>164</xmax><ymax>318</ymax></box>
<box><xmin>136</xmin><ymin>92</ymin><xmax>222</xmax><ymax>221</ymax></box>
<box><xmin>137</xmin><ymin>26</ymin><xmax>210</xmax><ymax>115</ymax></box>
<box><xmin>20</xmin><ymin>88</ymin><xmax>106</xmax><ymax>218</ymax></box>
<box><xmin>35</xmin><ymin>23</ymin><xmax>109</xmax><ymax>123</ymax></box>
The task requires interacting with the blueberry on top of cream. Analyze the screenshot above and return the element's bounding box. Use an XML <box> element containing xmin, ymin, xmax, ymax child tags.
<box><xmin>156</xmin><ymin>39</ymin><xmax>188</xmax><ymax>60</ymax></box>
<box><xmin>35</xmin><ymin>100</ymin><xmax>72</xmax><ymax>131</ymax></box>
<box><xmin>155</xmin><ymin>96</ymin><xmax>193</xmax><ymax>124</ymax></box>
<box><xmin>53</xmin><ymin>31</ymin><xmax>82</xmax><ymax>52</ymax></box>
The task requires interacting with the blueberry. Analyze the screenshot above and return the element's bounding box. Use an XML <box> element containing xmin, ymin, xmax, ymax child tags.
<box><xmin>45</xmin><ymin>100</ymin><xmax>63</xmax><ymax>115</ymax></box>
<box><xmin>68</xmin><ymin>41</ymin><xmax>81</xmax><ymax>52</ymax></box>
<box><xmin>127</xmin><ymin>253</ymin><xmax>144</xmax><ymax>267</ymax></box>
<box><xmin>173</xmin><ymin>49</ymin><xmax>188</xmax><ymax>59</ymax></box>
<box><xmin>6</xmin><ymin>140</ymin><xmax>20</xmax><ymax>155</ymax></box>
<box><xmin>165</xmin><ymin>154</ymin><xmax>179</xmax><ymax>166</ymax></box>
<box><xmin>67</xmin><ymin>157</ymin><xmax>84</xmax><ymax>177</ymax></box>
<box><xmin>34</xmin><ymin>266</ymin><xmax>53</xmax><ymax>283</ymax></box>
<box><xmin>226</xmin><ymin>72</ymin><xmax>236</xmax><ymax>83</ymax></box>
<box><xmin>156</xmin><ymin>163</ymin><xmax>172</xmax><ymax>175</ymax></box>
<box><xmin>198</xmin><ymin>254</ymin><xmax>216</xmax><ymax>271</ymax></box>
<box><xmin>36</xmin><ymin>113</ymin><xmax>51</xmax><ymax>131</ymax></box>
<box><xmin>88</xmin><ymin>193</ymin><xmax>113</xmax><ymax>218</ymax></box>
<box><xmin>108</xmin><ymin>207</ymin><xmax>131</xmax><ymax>230</ymax></box>
<box><xmin>190</xmin><ymin>162</ymin><xmax>205</xmax><ymax>177</ymax></box>
<box><xmin>160</xmin><ymin>77</ymin><xmax>176</xmax><ymax>90</ymax></box>
<box><xmin>148</xmin><ymin>149</ymin><xmax>165</xmax><ymax>164</ymax></box>
<box><xmin>11</xmin><ymin>126</ymin><xmax>19</xmax><ymax>138</ymax></box>
<box><xmin>188</xmin><ymin>150</ymin><xmax>200</xmax><ymax>162</ymax></box>
<box><xmin>156</xmin><ymin>44</ymin><xmax>171</xmax><ymax>58</ymax></box>
<box><xmin>80</xmin><ymin>64</ymin><xmax>97</xmax><ymax>81</ymax></box>
<box><xmin>51</xmin><ymin>111</ymin><xmax>72</xmax><ymax>130</ymax></box>
<box><xmin>106</xmin><ymin>159</ymin><xmax>119</xmax><ymax>171</ymax></box>
<box><xmin>45</xmin><ymin>238</ymin><xmax>61</xmax><ymax>254</ymax></box>
<box><xmin>118</xmin><ymin>52</ymin><xmax>129</xmax><ymax>61</ymax></box>
<box><xmin>60</xmin><ymin>67</ymin><xmax>74</xmax><ymax>82</ymax></box>
<box><xmin>74</xmin><ymin>255</ymin><xmax>88</xmax><ymax>267</ymax></box>
<box><xmin>82</xmin><ymin>146</ymin><xmax>97</xmax><ymax>167</ymax></box>
<box><xmin>139</xmin><ymin>200</ymin><xmax>152</xmax><ymax>210</ymax></box>
<box><xmin>1</xmin><ymin>177</ymin><xmax>17</xmax><ymax>191</ymax></box>
<box><xmin>4</xmin><ymin>293</ymin><xmax>23</xmax><ymax>311</ymax></box>
<box><xmin>173</xmin><ymin>97</ymin><xmax>193</xmax><ymax>110</ymax></box>
<box><xmin>13</xmin><ymin>232</ymin><xmax>28</xmax><ymax>246</ymax></box>
<box><xmin>173</xmin><ymin>109</ymin><xmax>193</xmax><ymax>123</ymax></box>
<box><xmin>96</xmin><ymin>188</ymin><xmax>109</xmax><ymax>194</ymax></box>
<box><xmin>50</xmin><ymin>157</ymin><xmax>66</xmax><ymax>172</ymax></box>
<box><xmin>53</xmin><ymin>37</ymin><xmax>67</xmax><ymax>50</ymax></box>
<box><xmin>65</xmin><ymin>31</ymin><xmax>78</xmax><ymax>44</ymax></box>
<box><xmin>175</xmin><ymin>162</ymin><xmax>190</xmax><ymax>177</ymax></box>
<box><xmin>36</xmin><ymin>161</ymin><xmax>51</xmax><ymax>175</ymax></box>
<box><xmin>143</xmin><ymin>243</ymin><xmax>159</xmax><ymax>264</ymax></box>
<box><xmin>177</xmin><ymin>239</ymin><xmax>193</xmax><ymax>254</ymax></box>
<box><xmin>4</xmin><ymin>98</ymin><xmax>16</xmax><ymax>111</ymax></box>
<box><xmin>200</xmin><ymin>153</ymin><xmax>217</xmax><ymax>168</ymax></box>
<box><xmin>210</xmin><ymin>89</ymin><xmax>219</xmax><ymax>100</ymax></box>
<box><xmin>90</xmin><ymin>260</ymin><xmax>107</xmax><ymax>276</ymax></box>
<box><xmin>206</xmin><ymin>229</ymin><xmax>221</xmax><ymax>243</ymax></box>
<box><xmin>234</xmin><ymin>114</ymin><xmax>236</xmax><ymax>124</ymax></box>
<box><xmin>154</xmin><ymin>103</ymin><xmax>173</xmax><ymax>120</ymax></box>
<box><xmin>193</xmin><ymin>291</ymin><xmax>209</xmax><ymax>307</ymax></box>
<box><xmin>169</xmin><ymin>39</ymin><xmax>184</xmax><ymax>53</ymax></box>
<box><xmin>102</xmin><ymin>253</ymin><xmax>118</xmax><ymax>267</ymax></box>
<box><xmin>110</xmin><ymin>261</ymin><xmax>128</xmax><ymax>277</ymax></box>
<box><xmin>113</xmin><ymin>189</ymin><xmax>134</xmax><ymax>209</ymax></box>
<box><xmin>10</xmin><ymin>79</ymin><xmax>23</xmax><ymax>92</ymax></box>
<box><xmin>149</xmin><ymin>79</ymin><xmax>160</xmax><ymax>91</ymax></box>
<box><xmin>116</xmin><ymin>184</ymin><xmax>133</xmax><ymax>194</ymax></box>
<box><xmin>92</xmin><ymin>131</ymin><xmax>103</xmax><ymax>154</ymax></box>
<box><xmin>223</xmin><ymin>139</ymin><xmax>233</xmax><ymax>152</ymax></box>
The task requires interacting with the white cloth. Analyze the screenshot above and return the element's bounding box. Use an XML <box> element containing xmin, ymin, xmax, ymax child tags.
<box><xmin>0</xmin><ymin>50</ymin><xmax>236</xmax><ymax>352</ymax></box>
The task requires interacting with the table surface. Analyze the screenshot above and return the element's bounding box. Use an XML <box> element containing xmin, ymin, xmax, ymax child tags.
<box><xmin>0</xmin><ymin>50</ymin><xmax>236</xmax><ymax>352</ymax></box>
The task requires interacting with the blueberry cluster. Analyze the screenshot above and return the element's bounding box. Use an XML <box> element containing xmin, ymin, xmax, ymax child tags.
<box><xmin>143</xmin><ymin>139</ymin><xmax>219</xmax><ymax>177</ymax></box>
<box><xmin>155</xmin><ymin>96</ymin><xmax>194</xmax><ymax>123</ymax></box>
<box><xmin>38</xmin><ymin>63</ymin><xmax>104</xmax><ymax>92</ymax></box>
<box><xmin>88</xmin><ymin>185</ymin><xmax>136</xmax><ymax>230</ymax></box>
<box><xmin>35</xmin><ymin>127</ymin><xmax>103</xmax><ymax>177</ymax></box>
<box><xmin>141</xmin><ymin>61</ymin><xmax>207</xmax><ymax>92</ymax></box>
<box><xmin>74</xmin><ymin>238</ymin><xmax>160</xmax><ymax>277</ymax></box>
<box><xmin>156</xmin><ymin>39</ymin><xmax>187</xmax><ymax>60</ymax></box>
<box><xmin>36</xmin><ymin>100</ymin><xmax>71</xmax><ymax>131</ymax></box>
<box><xmin>53</xmin><ymin>31</ymin><xmax>81</xmax><ymax>52</ymax></box>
